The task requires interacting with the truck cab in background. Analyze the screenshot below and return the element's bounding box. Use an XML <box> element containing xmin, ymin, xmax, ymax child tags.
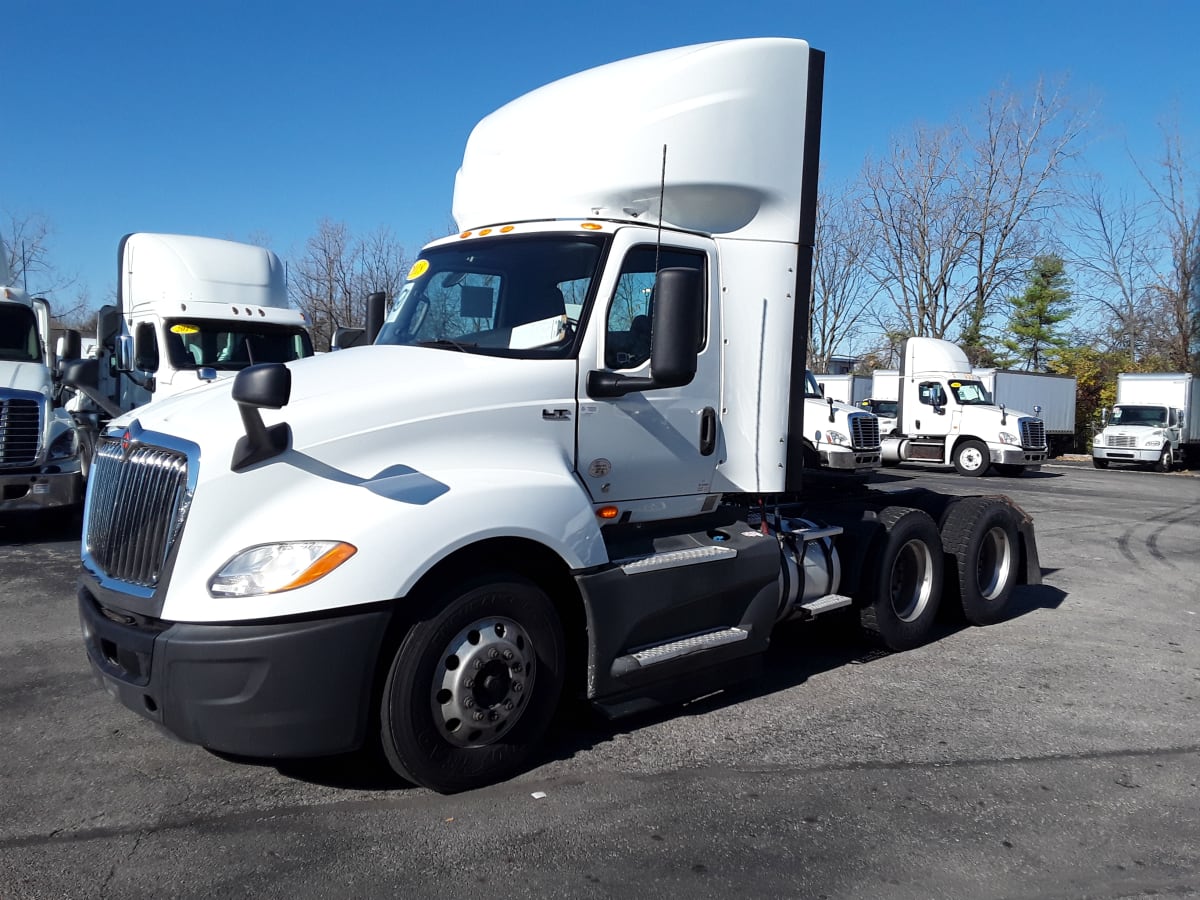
<box><xmin>1092</xmin><ymin>372</ymin><xmax>1199</xmax><ymax>471</ymax></box>
<box><xmin>802</xmin><ymin>370</ymin><xmax>881</xmax><ymax>471</ymax></box>
<box><xmin>65</xmin><ymin>233</ymin><xmax>313</xmax><ymax>430</ymax></box>
<box><xmin>878</xmin><ymin>338</ymin><xmax>1048</xmax><ymax>476</ymax></box>
<box><xmin>0</xmin><ymin>243</ymin><xmax>85</xmax><ymax>514</ymax></box>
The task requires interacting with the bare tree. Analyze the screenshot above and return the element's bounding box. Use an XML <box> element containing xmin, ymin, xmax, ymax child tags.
<box><xmin>809</xmin><ymin>178</ymin><xmax>879</xmax><ymax>372</ymax></box>
<box><xmin>289</xmin><ymin>219</ymin><xmax>410</xmax><ymax>350</ymax></box>
<box><xmin>3</xmin><ymin>209</ymin><xmax>90</xmax><ymax>323</ymax></box>
<box><xmin>862</xmin><ymin>79</ymin><xmax>1088</xmax><ymax>358</ymax></box>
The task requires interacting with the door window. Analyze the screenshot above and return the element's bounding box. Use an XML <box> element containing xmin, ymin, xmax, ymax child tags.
<box><xmin>604</xmin><ymin>246</ymin><xmax>706</xmax><ymax>370</ymax></box>
<box><xmin>918</xmin><ymin>381</ymin><xmax>946</xmax><ymax>406</ymax></box>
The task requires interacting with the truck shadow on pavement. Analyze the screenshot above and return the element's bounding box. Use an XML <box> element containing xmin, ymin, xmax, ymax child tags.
<box><xmin>266</xmin><ymin>578</ymin><xmax>1067</xmax><ymax>792</ymax></box>
<box><xmin>0</xmin><ymin>510</ymin><xmax>84</xmax><ymax>546</ymax></box>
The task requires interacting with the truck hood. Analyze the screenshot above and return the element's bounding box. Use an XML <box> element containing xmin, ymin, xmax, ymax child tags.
<box><xmin>0</xmin><ymin>360</ymin><xmax>51</xmax><ymax>396</ymax></box>
<box><xmin>114</xmin><ymin>345</ymin><xmax>577</xmax><ymax>477</ymax></box>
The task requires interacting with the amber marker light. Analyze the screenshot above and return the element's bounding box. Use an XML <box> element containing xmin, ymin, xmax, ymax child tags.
<box><xmin>460</xmin><ymin>231</ymin><xmax>473</xmax><ymax>238</ymax></box>
<box><xmin>597</xmin><ymin>506</ymin><xmax>620</xmax><ymax>520</ymax></box>
<box><xmin>479</xmin><ymin>228</ymin><xmax>492</xmax><ymax>235</ymax></box>
<box><xmin>581</xmin><ymin>222</ymin><xmax>603</xmax><ymax>230</ymax></box>
<box><xmin>500</xmin><ymin>225</ymin><xmax>515</xmax><ymax>233</ymax></box>
<box><xmin>278</xmin><ymin>542</ymin><xmax>358</xmax><ymax>592</ymax></box>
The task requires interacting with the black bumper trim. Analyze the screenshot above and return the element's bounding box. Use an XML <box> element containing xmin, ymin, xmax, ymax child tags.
<box><xmin>79</xmin><ymin>587</ymin><xmax>393</xmax><ymax>758</ymax></box>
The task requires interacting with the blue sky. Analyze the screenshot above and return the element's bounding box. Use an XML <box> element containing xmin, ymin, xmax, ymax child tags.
<box><xmin>6</xmin><ymin>0</ymin><xmax>1198</xmax><ymax>312</ymax></box>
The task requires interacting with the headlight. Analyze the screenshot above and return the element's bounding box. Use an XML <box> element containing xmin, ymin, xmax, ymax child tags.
<box><xmin>998</xmin><ymin>432</ymin><xmax>1020</xmax><ymax>446</ymax></box>
<box><xmin>824</xmin><ymin>430</ymin><xmax>849</xmax><ymax>446</ymax></box>
<box><xmin>209</xmin><ymin>541</ymin><xmax>357</xmax><ymax>597</ymax></box>
<box><xmin>1144</xmin><ymin>438</ymin><xmax>1162</xmax><ymax>448</ymax></box>
<box><xmin>48</xmin><ymin>428</ymin><xmax>79</xmax><ymax>460</ymax></box>
<box><xmin>1093</xmin><ymin>434</ymin><xmax>1105</xmax><ymax>447</ymax></box>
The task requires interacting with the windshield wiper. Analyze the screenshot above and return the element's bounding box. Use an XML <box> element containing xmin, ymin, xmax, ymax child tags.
<box><xmin>418</xmin><ymin>338</ymin><xmax>477</xmax><ymax>352</ymax></box>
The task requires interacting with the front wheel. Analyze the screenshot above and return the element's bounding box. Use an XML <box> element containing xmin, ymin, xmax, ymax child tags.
<box><xmin>1154</xmin><ymin>447</ymin><xmax>1172</xmax><ymax>473</ymax></box>
<box><xmin>858</xmin><ymin>506</ymin><xmax>944</xmax><ymax>650</ymax></box>
<box><xmin>380</xmin><ymin>573</ymin><xmax>565</xmax><ymax>793</ymax></box>
<box><xmin>953</xmin><ymin>439</ymin><xmax>991</xmax><ymax>477</ymax></box>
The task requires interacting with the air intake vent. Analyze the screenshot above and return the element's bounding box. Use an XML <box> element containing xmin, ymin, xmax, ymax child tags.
<box><xmin>849</xmin><ymin>413</ymin><xmax>881</xmax><ymax>450</ymax></box>
<box><xmin>0</xmin><ymin>395</ymin><xmax>42</xmax><ymax>468</ymax></box>
<box><xmin>1019</xmin><ymin>418</ymin><xmax>1047</xmax><ymax>450</ymax></box>
<box><xmin>86</xmin><ymin>439</ymin><xmax>191</xmax><ymax>589</ymax></box>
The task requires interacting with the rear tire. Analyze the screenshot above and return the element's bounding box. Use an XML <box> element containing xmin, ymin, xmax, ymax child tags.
<box><xmin>953</xmin><ymin>439</ymin><xmax>991</xmax><ymax>476</ymax></box>
<box><xmin>379</xmin><ymin>573</ymin><xmax>565</xmax><ymax>793</ymax></box>
<box><xmin>939</xmin><ymin>498</ymin><xmax>1020</xmax><ymax>626</ymax></box>
<box><xmin>858</xmin><ymin>507</ymin><xmax>944</xmax><ymax>650</ymax></box>
<box><xmin>1092</xmin><ymin>457</ymin><xmax>1109</xmax><ymax>469</ymax></box>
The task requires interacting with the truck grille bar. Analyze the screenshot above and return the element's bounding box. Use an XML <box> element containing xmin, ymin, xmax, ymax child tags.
<box><xmin>849</xmin><ymin>413</ymin><xmax>881</xmax><ymax>450</ymax></box>
<box><xmin>0</xmin><ymin>395</ymin><xmax>42</xmax><ymax>468</ymax></box>
<box><xmin>1019</xmin><ymin>418</ymin><xmax>1047</xmax><ymax>450</ymax></box>
<box><xmin>86</xmin><ymin>438</ymin><xmax>191</xmax><ymax>589</ymax></box>
<box><xmin>1108</xmin><ymin>435</ymin><xmax>1137</xmax><ymax>448</ymax></box>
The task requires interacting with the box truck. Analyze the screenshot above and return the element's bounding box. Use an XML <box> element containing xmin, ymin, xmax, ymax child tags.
<box><xmin>75</xmin><ymin>39</ymin><xmax>1040</xmax><ymax>793</ymax></box>
<box><xmin>1092</xmin><ymin>372</ymin><xmax>1199</xmax><ymax>470</ymax></box>
<box><xmin>971</xmin><ymin>369</ymin><xmax>1076</xmax><ymax>457</ymax></box>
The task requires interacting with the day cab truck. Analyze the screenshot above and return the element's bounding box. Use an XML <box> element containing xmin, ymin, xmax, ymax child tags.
<box><xmin>1092</xmin><ymin>372</ymin><xmax>1199</xmax><ymax>471</ymax></box>
<box><xmin>75</xmin><ymin>38</ymin><xmax>1040</xmax><ymax>794</ymax></box>
<box><xmin>801</xmin><ymin>369</ymin><xmax>881</xmax><ymax>472</ymax></box>
<box><xmin>0</xmin><ymin>242</ymin><xmax>86</xmax><ymax>514</ymax></box>
<box><xmin>873</xmin><ymin>339</ymin><xmax>1049</xmax><ymax>476</ymax></box>
<box><xmin>64</xmin><ymin>233</ymin><xmax>313</xmax><ymax>431</ymax></box>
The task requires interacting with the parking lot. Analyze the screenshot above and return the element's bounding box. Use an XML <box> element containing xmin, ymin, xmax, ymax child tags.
<box><xmin>1</xmin><ymin>461</ymin><xmax>1198</xmax><ymax>899</ymax></box>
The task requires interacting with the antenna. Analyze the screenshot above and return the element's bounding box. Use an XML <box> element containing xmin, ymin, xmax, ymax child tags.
<box><xmin>653</xmin><ymin>144</ymin><xmax>666</xmax><ymax>279</ymax></box>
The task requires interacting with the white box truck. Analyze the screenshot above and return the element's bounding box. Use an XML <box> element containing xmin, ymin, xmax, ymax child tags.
<box><xmin>1092</xmin><ymin>372</ymin><xmax>1199</xmax><ymax>471</ymax></box>
<box><xmin>0</xmin><ymin>243</ymin><xmax>86</xmax><ymax>514</ymax></box>
<box><xmin>814</xmin><ymin>373</ymin><xmax>871</xmax><ymax>406</ymax></box>
<box><xmin>75</xmin><ymin>39</ymin><xmax>1040</xmax><ymax>793</ymax></box>
<box><xmin>875</xmin><ymin>339</ymin><xmax>1049</xmax><ymax>476</ymax></box>
<box><xmin>64</xmin><ymin>233</ymin><xmax>314</xmax><ymax>433</ymax></box>
<box><xmin>972</xmin><ymin>368</ymin><xmax>1077</xmax><ymax>457</ymax></box>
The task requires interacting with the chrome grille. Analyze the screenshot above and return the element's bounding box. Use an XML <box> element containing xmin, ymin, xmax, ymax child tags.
<box><xmin>1019</xmin><ymin>418</ymin><xmax>1047</xmax><ymax>450</ymax></box>
<box><xmin>0</xmin><ymin>395</ymin><xmax>42</xmax><ymax>468</ymax></box>
<box><xmin>1108</xmin><ymin>434</ymin><xmax>1137</xmax><ymax>449</ymax></box>
<box><xmin>849</xmin><ymin>413</ymin><xmax>881</xmax><ymax>450</ymax></box>
<box><xmin>86</xmin><ymin>438</ymin><xmax>190</xmax><ymax>589</ymax></box>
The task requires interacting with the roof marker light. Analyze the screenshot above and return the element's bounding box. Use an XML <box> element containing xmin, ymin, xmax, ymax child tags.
<box><xmin>597</xmin><ymin>506</ymin><xmax>619</xmax><ymax>520</ymax></box>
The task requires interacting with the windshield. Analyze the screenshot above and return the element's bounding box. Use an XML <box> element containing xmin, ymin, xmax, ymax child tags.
<box><xmin>947</xmin><ymin>379</ymin><xmax>992</xmax><ymax>405</ymax></box>
<box><xmin>865</xmin><ymin>399</ymin><xmax>898</xmax><ymax>418</ymax></box>
<box><xmin>804</xmin><ymin>371</ymin><xmax>823</xmax><ymax>399</ymax></box>
<box><xmin>375</xmin><ymin>234</ymin><xmax>607</xmax><ymax>358</ymax></box>
<box><xmin>0</xmin><ymin>305</ymin><xmax>42</xmax><ymax>363</ymax></box>
<box><xmin>1111</xmin><ymin>405</ymin><xmax>1168</xmax><ymax>426</ymax></box>
<box><xmin>163</xmin><ymin>320</ymin><xmax>313</xmax><ymax>371</ymax></box>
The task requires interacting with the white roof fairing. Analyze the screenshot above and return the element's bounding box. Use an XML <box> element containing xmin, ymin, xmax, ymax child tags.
<box><xmin>452</xmin><ymin>38</ymin><xmax>815</xmax><ymax>242</ymax></box>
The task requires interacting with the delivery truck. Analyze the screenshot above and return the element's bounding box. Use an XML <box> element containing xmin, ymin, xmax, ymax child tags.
<box><xmin>1092</xmin><ymin>372</ymin><xmax>1199</xmax><ymax>470</ymax></box>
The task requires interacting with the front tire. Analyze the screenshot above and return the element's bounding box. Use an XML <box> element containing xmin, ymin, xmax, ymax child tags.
<box><xmin>939</xmin><ymin>498</ymin><xmax>1020</xmax><ymax>626</ymax></box>
<box><xmin>380</xmin><ymin>573</ymin><xmax>565</xmax><ymax>793</ymax></box>
<box><xmin>953</xmin><ymin>439</ymin><xmax>991</xmax><ymax>476</ymax></box>
<box><xmin>858</xmin><ymin>507</ymin><xmax>944</xmax><ymax>650</ymax></box>
<box><xmin>1154</xmin><ymin>447</ymin><xmax>1172</xmax><ymax>472</ymax></box>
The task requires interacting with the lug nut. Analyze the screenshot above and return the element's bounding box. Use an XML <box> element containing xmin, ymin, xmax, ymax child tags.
<box><xmin>473</xmin><ymin>711</ymin><xmax>485</xmax><ymax>721</ymax></box>
<box><xmin>513</xmin><ymin>682</ymin><xmax>523</xmax><ymax>692</ymax></box>
<box><xmin>464</xmin><ymin>678</ymin><xmax>474</xmax><ymax>688</ymax></box>
<box><xmin>511</xmin><ymin>663</ymin><xmax>522</xmax><ymax>673</ymax></box>
<box><xmin>488</xmin><ymin>711</ymin><xmax>499</xmax><ymax>722</ymax></box>
<box><xmin>473</xmin><ymin>659</ymin><xmax>483</xmax><ymax>669</ymax></box>
<box><xmin>463</xmin><ymin>697</ymin><xmax>475</xmax><ymax>709</ymax></box>
<box><xmin>502</xmin><ymin>649</ymin><xmax>513</xmax><ymax>660</ymax></box>
<box><xmin>488</xmin><ymin>648</ymin><xmax>499</xmax><ymax>659</ymax></box>
<box><xmin>504</xmin><ymin>701</ymin><xmax>514</xmax><ymax>711</ymax></box>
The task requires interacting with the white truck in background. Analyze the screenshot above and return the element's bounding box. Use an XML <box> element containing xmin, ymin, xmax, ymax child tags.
<box><xmin>802</xmin><ymin>370</ymin><xmax>881</xmax><ymax>472</ymax></box>
<box><xmin>971</xmin><ymin>368</ymin><xmax>1076</xmax><ymax>457</ymax></box>
<box><xmin>0</xmin><ymin>243</ymin><xmax>86</xmax><ymax>514</ymax></box>
<box><xmin>874</xmin><ymin>338</ymin><xmax>1049</xmax><ymax>476</ymax></box>
<box><xmin>75</xmin><ymin>39</ymin><xmax>1041</xmax><ymax>794</ymax></box>
<box><xmin>1092</xmin><ymin>372</ymin><xmax>1199</xmax><ymax>471</ymax></box>
<box><xmin>65</xmin><ymin>233</ymin><xmax>314</xmax><ymax>431</ymax></box>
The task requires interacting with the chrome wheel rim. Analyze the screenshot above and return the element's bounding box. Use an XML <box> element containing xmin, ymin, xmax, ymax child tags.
<box><xmin>976</xmin><ymin>525</ymin><xmax>1014</xmax><ymax>600</ymax></box>
<box><xmin>890</xmin><ymin>538</ymin><xmax>935</xmax><ymax>622</ymax></box>
<box><xmin>432</xmin><ymin>616</ymin><xmax>535</xmax><ymax>748</ymax></box>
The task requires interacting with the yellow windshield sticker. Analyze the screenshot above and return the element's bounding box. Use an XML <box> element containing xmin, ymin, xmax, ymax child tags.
<box><xmin>170</xmin><ymin>324</ymin><xmax>200</xmax><ymax>334</ymax></box>
<box><xmin>949</xmin><ymin>381</ymin><xmax>961</xmax><ymax>388</ymax></box>
<box><xmin>407</xmin><ymin>259</ymin><xmax>429</xmax><ymax>280</ymax></box>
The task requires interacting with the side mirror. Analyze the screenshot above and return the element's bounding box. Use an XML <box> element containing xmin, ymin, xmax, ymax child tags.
<box><xmin>115</xmin><ymin>334</ymin><xmax>135</xmax><ymax>373</ymax></box>
<box><xmin>230</xmin><ymin>363</ymin><xmax>292</xmax><ymax>471</ymax></box>
<box><xmin>63</xmin><ymin>358</ymin><xmax>99</xmax><ymax>390</ymax></box>
<box><xmin>826</xmin><ymin>395</ymin><xmax>835</xmax><ymax>423</ymax></box>
<box><xmin>1100</xmin><ymin>407</ymin><xmax>1109</xmax><ymax>426</ymax></box>
<box><xmin>366</xmin><ymin>291</ymin><xmax>387</xmax><ymax>344</ymax></box>
<box><xmin>586</xmin><ymin>267</ymin><xmax>702</xmax><ymax>399</ymax></box>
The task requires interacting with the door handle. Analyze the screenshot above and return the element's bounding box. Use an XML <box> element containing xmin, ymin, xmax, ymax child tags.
<box><xmin>700</xmin><ymin>407</ymin><xmax>717</xmax><ymax>456</ymax></box>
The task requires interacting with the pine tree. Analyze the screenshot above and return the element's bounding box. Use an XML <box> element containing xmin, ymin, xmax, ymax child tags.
<box><xmin>1001</xmin><ymin>255</ymin><xmax>1073</xmax><ymax>371</ymax></box>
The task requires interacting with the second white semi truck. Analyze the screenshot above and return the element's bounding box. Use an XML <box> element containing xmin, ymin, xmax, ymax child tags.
<box><xmin>1092</xmin><ymin>372</ymin><xmax>1199</xmax><ymax>471</ymax></box>
<box><xmin>74</xmin><ymin>38</ymin><xmax>1040</xmax><ymax>793</ymax></box>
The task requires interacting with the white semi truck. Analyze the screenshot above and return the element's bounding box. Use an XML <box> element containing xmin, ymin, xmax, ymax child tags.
<box><xmin>801</xmin><ymin>370</ymin><xmax>880</xmax><ymax>472</ymax></box>
<box><xmin>871</xmin><ymin>339</ymin><xmax>1049</xmax><ymax>476</ymax></box>
<box><xmin>65</xmin><ymin>233</ymin><xmax>313</xmax><ymax>426</ymax></box>
<box><xmin>0</xmin><ymin>243</ymin><xmax>86</xmax><ymax>514</ymax></box>
<box><xmin>75</xmin><ymin>39</ymin><xmax>1040</xmax><ymax>793</ymax></box>
<box><xmin>1092</xmin><ymin>372</ymin><xmax>1199</xmax><ymax>471</ymax></box>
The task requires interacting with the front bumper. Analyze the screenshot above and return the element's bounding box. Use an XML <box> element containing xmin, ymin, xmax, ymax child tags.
<box><xmin>78</xmin><ymin>586</ymin><xmax>392</xmax><ymax>758</ymax></box>
<box><xmin>0</xmin><ymin>464</ymin><xmax>83</xmax><ymax>512</ymax></box>
<box><xmin>989</xmin><ymin>446</ymin><xmax>1046</xmax><ymax>467</ymax></box>
<box><xmin>1092</xmin><ymin>446</ymin><xmax>1161</xmax><ymax>463</ymax></box>
<box><xmin>819</xmin><ymin>446</ymin><xmax>882</xmax><ymax>471</ymax></box>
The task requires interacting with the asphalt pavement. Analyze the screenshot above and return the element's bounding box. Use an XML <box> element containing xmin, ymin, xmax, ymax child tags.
<box><xmin>1</xmin><ymin>463</ymin><xmax>1197</xmax><ymax>899</ymax></box>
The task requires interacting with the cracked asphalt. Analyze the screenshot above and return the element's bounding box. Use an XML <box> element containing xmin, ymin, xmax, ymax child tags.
<box><xmin>1</xmin><ymin>462</ymin><xmax>1197</xmax><ymax>899</ymax></box>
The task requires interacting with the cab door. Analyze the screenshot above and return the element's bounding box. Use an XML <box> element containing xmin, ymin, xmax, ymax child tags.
<box><xmin>575</xmin><ymin>231</ymin><xmax>720</xmax><ymax>514</ymax></box>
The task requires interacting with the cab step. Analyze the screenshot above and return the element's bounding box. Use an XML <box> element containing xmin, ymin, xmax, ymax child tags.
<box><xmin>611</xmin><ymin>626</ymin><xmax>750</xmax><ymax>675</ymax></box>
